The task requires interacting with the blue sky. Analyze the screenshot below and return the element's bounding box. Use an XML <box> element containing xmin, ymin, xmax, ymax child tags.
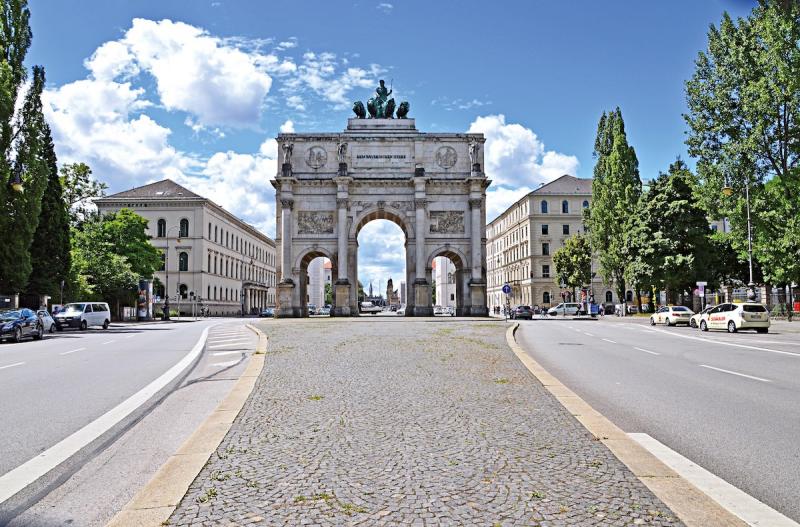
<box><xmin>28</xmin><ymin>0</ymin><xmax>756</xmax><ymax>291</ymax></box>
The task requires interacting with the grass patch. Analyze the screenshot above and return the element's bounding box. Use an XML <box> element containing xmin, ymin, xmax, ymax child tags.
<box><xmin>494</xmin><ymin>378</ymin><xmax>510</xmax><ymax>384</ymax></box>
<box><xmin>196</xmin><ymin>487</ymin><xmax>217</xmax><ymax>503</ymax></box>
<box><xmin>530</xmin><ymin>490</ymin><xmax>545</xmax><ymax>499</ymax></box>
<box><xmin>293</xmin><ymin>495</ymin><xmax>307</xmax><ymax>503</ymax></box>
<box><xmin>307</xmin><ymin>394</ymin><xmax>324</xmax><ymax>401</ymax></box>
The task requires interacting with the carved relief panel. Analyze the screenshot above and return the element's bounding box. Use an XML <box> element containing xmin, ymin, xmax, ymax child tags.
<box><xmin>297</xmin><ymin>211</ymin><xmax>335</xmax><ymax>234</ymax></box>
<box><xmin>429</xmin><ymin>211</ymin><xmax>465</xmax><ymax>234</ymax></box>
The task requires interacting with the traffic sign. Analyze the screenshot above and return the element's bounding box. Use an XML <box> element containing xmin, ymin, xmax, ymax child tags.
<box><xmin>502</xmin><ymin>283</ymin><xmax>511</xmax><ymax>295</ymax></box>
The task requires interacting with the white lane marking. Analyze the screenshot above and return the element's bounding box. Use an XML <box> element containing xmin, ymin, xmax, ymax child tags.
<box><xmin>649</xmin><ymin>327</ymin><xmax>800</xmax><ymax>358</ymax></box>
<box><xmin>0</xmin><ymin>324</ymin><xmax>216</xmax><ymax>505</ymax></box>
<box><xmin>212</xmin><ymin>350</ymin><xmax>242</xmax><ymax>356</ymax></box>
<box><xmin>123</xmin><ymin>334</ymin><xmax>136</xmax><ymax>339</ymax></box>
<box><xmin>634</xmin><ymin>347</ymin><xmax>660</xmax><ymax>356</ymax></box>
<box><xmin>208</xmin><ymin>343</ymin><xmax>251</xmax><ymax>350</ymax></box>
<box><xmin>601</xmin><ymin>338</ymin><xmax>617</xmax><ymax>344</ymax></box>
<box><xmin>59</xmin><ymin>348</ymin><xmax>86</xmax><ymax>356</ymax></box>
<box><xmin>0</xmin><ymin>362</ymin><xmax>25</xmax><ymax>371</ymax></box>
<box><xmin>207</xmin><ymin>337</ymin><xmax>250</xmax><ymax>344</ymax></box>
<box><xmin>211</xmin><ymin>359</ymin><xmax>239</xmax><ymax>367</ymax></box>
<box><xmin>629</xmin><ymin>433</ymin><xmax>798</xmax><ymax>527</ymax></box>
<box><xmin>699</xmin><ymin>364</ymin><xmax>772</xmax><ymax>383</ymax></box>
<box><xmin>101</xmin><ymin>340</ymin><xmax>115</xmax><ymax>345</ymax></box>
<box><xmin>583</xmin><ymin>332</ymin><xmax>594</xmax><ymax>337</ymax></box>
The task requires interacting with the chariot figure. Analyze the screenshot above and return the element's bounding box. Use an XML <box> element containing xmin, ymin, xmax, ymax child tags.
<box><xmin>367</xmin><ymin>80</ymin><xmax>395</xmax><ymax>118</ymax></box>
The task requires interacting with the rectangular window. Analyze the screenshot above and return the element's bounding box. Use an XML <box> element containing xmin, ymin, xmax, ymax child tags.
<box><xmin>542</xmin><ymin>265</ymin><xmax>550</xmax><ymax>278</ymax></box>
<box><xmin>542</xmin><ymin>243</ymin><xmax>549</xmax><ymax>256</ymax></box>
<box><xmin>562</xmin><ymin>224</ymin><xmax>570</xmax><ymax>235</ymax></box>
<box><xmin>541</xmin><ymin>224</ymin><xmax>549</xmax><ymax>235</ymax></box>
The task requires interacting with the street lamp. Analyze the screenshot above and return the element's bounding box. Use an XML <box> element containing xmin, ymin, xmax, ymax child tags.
<box><xmin>722</xmin><ymin>176</ymin><xmax>756</xmax><ymax>301</ymax></box>
<box><xmin>163</xmin><ymin>225</ymin><xmax>182</xmax><ymax>320</ymax></box>
<box><xmin>241</xmin><ymin>257</ymin><xmax>254</xmax><ymax>317</ymax></box>
<box><xmin>8</xmin><ymin>164</ymin><xmax>23</xmax><ymax>192</ymax></box>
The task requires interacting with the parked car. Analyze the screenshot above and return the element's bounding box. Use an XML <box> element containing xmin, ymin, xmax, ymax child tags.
<box><xmin>259</xmin><ymin>307</ymin><xmax>274</xmax><ymax>317</ymax></box>
<box><xmin>547</xmin><ymin>302</ymin><xmax>581</xmax><ymax>316</ymax></box>
<box><xmin>433</xmin><ymin>306</ymin><xmax>444</xmax><ymax>315</ymax></box>
<box><xmin>700</xmin><ymin>302</ymin><xmax>770</xmax><ymax>333</ymax></box>
<box><xmin>650</xmin><ymin>305</ymin><xmax>694</xmax><ymax>326</ymax></box>
<box><xmin>689</xmin><ymin>305</ymin><xmax>714</xmax><ymax>328</ymax></box>
<box><xmin>53</xmin><ymin>302</ymin><xmax>111</xmax><ymax>330</ymax></box>
<box><xmin>396</xmin><ymin>305</ymin><xmax>406</xmax><ymax>316</ymax></box>
<box><xmin>37</xmin><ymin>309</ymin><xmax>56</xmax><ymax>333</ymax></box>
<box><xmin>0</xmin><ymin>308</ymin><xmax>44</xmax><ymax>343</ymax></box>
<box><xmin>318</xmin><ymin>306</ymin><xmax>331</xmax><ymax>316</ymax></box>
<box><xmin>359</xmin><ymin>301</ymin><xmax>382</xmax><ymax>315</ymax></box>
<box><xmin>446</xmin><ymin>306</ymin><xmax>456</xmax><ymax>317</ymax></box>
<box><xmin>511</xmin><ymin>305</ymin><xmax>533</xmax><ymax>320</ymax></box>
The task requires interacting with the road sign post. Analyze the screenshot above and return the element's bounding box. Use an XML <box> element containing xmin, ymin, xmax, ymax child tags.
<box><xmin>502</xmin><ymin>283</ymin><xmax>511</xmax><ymax>321</ymax></box>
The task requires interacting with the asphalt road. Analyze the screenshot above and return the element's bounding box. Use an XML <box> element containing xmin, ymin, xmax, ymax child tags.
<box><xmin>516</xmin><ymin>317</ymin><xmax>800</xmax><ymax>522</ymax></box>
<box><xmin>0</xmin><ymin>318</ymin><xmax>259</xmax><ymax>526</ymax></box>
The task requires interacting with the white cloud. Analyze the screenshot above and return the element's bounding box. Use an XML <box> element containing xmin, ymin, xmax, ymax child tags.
<box><xmin>85</xmin><ymin>40</ymin><xmax>140</xmax><ymax>81</ymax></box>
<box><xmin>279</xmin><ymin>119</ymin><xmax>295</xmax><ymax>133</ymax></box>
<box><xmin>468</xmin><ymin>114</ymin><xmax>578</xmax><ymax>188</ymax></box>
<box><xmin>376</xmin><ymin>3</ymin><xmax>394</xmax><ymax>13</ymax></box>
<box><xmin>485</xmin><ymin>186</ymin><xmax>534</xmax><ymax>222</ymax></box>
<box><xmin>276</xmin><ymin>38</ymin><xmax>298</xmax><ymax>50</ymax></box>
<box><xmin>284</xmin><ymin>52</ymin><xmax>383</xmax><ymax>108</ymax></box>
<box><xmin>286</xmin><ymin>95</ymin><xmax>305</xmax><ymax>111</ymax></box>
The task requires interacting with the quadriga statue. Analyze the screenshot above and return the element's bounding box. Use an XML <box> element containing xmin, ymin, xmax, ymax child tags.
<box><xmin>352</xmin><ymin>80</ymin><xmax>409</xmax><ymax>119</ymax></box>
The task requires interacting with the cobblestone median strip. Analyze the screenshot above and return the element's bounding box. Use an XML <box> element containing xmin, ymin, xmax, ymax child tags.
<box><xmin>507</xmin><ymin>323</ymin><xmax>747</xmax><ymax>527</ymax></box>
<box><xmin>168</xmin><ymin>318</ymin><xmax>698</xmax><ymax>526</ymax></box>
<box><xmin>105</xmin><ymin>324</ymin><xmax>267</xmax><ymax>527</ymax></box>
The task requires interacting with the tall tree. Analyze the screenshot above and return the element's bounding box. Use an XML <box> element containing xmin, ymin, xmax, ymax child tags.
<box><xmin>59</xmin><ymin>162</ymin><xmax>107</xmax><ymax>226</ymax></box>
<box><xmin>0</xmin><ymin>65</ymin><xmax>49</xmax><ymax>292</ymax></box>
<box><xmin>685</xmin><ymin>0</ymin><xmax>800</xmax><ymax>288</ymax></box>
<box><xmin>552</xmin><ymin>233</ymin><xmax>592</xmax><ymax>293</ymax></box>
<box><xmin>585</xmin><ymin>108</ymin><xmax>642</xmax><ymax>307</ymax></box>
<box><xmin>27</xmin><ymin>123</ymin><xmax>71</xmax><ymax>300</ymax></box>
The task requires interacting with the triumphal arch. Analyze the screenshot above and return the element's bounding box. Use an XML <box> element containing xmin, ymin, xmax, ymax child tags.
<box><xmin>272</xmin><ymin>83</ymin><xmax>490</xmax><ymax>317</ymax></box>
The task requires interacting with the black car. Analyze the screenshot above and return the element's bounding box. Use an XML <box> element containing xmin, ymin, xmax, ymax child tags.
<box><xmin>511</xmin><ymin>305</ymin><xmax>533</xmax><ymax>320</ymax></box>
<box><xmin>0</xmin><ymin>308</ymin><xmax>44</xmax><ymax>343</ymax></box>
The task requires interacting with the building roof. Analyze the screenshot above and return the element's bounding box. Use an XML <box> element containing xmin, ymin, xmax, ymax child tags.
<box><xmin>531</xmin><ymin>174</ymin><xmax>592</xmax><ymax>195</ymax></box>
<box><xmin>101</xmin><ymin>179</ymin><xmax>204</xmax><ymax>200</ymax></box>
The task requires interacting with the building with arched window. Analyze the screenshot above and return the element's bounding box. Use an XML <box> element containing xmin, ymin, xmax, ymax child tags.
<box><xmin>95</xmin><ymin>179</ymin><xmax>277</xmax><ymax>317</ymax></box>
<box><xmin>486</xmin><ymin>175</ymin><xmax>615</xmax><ymax>313</ymax></box>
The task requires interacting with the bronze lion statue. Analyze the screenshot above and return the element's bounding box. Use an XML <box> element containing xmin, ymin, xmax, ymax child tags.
<box><xmin>396</xmin><ymin>101</ymin><xmax>410</xmax><ymax>119</ymax></box>
<box><xmin>352</xmin><ymin>101</ymin><xmax>366</xmax><ymax>119</ymax></box>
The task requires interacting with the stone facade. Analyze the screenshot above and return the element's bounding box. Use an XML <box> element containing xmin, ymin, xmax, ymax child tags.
<box><xmin>96</xmin><ymin>179</ymin><xmax>277</xmax><ymax>316</ymax></box>
<box><xmin>486</xmin><ymin>175</ymin><xmax>617</xmax><ymax>312</ymax></box>
<box><xmin>273</xmin><ymin>118</ymin><xmax>489</xmax><ymax>317</ymax></box>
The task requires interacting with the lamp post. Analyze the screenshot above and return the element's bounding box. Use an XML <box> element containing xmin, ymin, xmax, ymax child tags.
<box><xmin>8</xmin><ymin>164</ymin><xmax>23</xmax><ymax>193</ymax></box>
<box><xmin>241</xmin><ymin>258</ymin><xmax>254</xmax><ymax>317</ymax></box>
<box><xmin>722</xmin><ymin>176</ymin><xmax>756</xmax><ymax>302</ymax></box>
<box><xmin>163</xmin><ymin>225</ymin><xmax>182</xmax><ymax>320</ymax></box>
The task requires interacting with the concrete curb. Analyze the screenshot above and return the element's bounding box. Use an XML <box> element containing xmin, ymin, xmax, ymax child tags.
<box><xmin>105</xmin><ymin>324</ymin><xmax>267</xmax><ymax>527</ymax></box>
<box><xmin>505</xmin><ymin>323</ymin><xmax>747</xmax><ymax>527</ymax></box>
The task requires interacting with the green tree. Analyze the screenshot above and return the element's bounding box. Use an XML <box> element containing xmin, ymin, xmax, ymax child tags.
<box><xmin>27</xmin><ymin>123</ymin><xmax>71</xmax><ymax>300</ymax></box>
<box><xmin>71</xmin><ymin>209</ymin><xmax>162</xmax><ymax>313</ymax></box>
<box><xmin>552</xmin><ymin>233</ymin><xmax>592</xmax><ymax>293</ymax></box>
<box><xmin>685</xmin><ymin>0</ymin><xmax>800</xmax><ymax>288</ymax></box>
<box><xmin>637</xmin><ymin>160</ymin><xmax>715</xmax><ymax>305</ymax></box>
<box><xmin>585</xmin><ymin>108</ymin><xmax>642</xmax><ymax>307</ymax></box>
<box><xmin>324</xmin><ymin>282</ymin><xmax>333</xmax><ymax>305</ymax></box>
<box><xmin>59</xmin><ymin>162</ymin><xmax>107</xmax><ymax>226</ymax></box>
<box><xmin>0</xmin><ymin>64</ymin><xmax>50</xmax><ymax>292</ymax></box>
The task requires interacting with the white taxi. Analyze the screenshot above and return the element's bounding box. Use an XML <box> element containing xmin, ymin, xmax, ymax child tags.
<box><xmin>650</xmin><ymin>305</ymin><xmax>694</xmax><ymax>326</ymax></box>
<box><xmin>700</xmin><ymin>302</ymin><xmax>770</xmax><ymax>333</ymax></box>
<box><xmin>689</xmin><ymin>305</ymin><xmax>714</xmax><ymax>328</ymax></box>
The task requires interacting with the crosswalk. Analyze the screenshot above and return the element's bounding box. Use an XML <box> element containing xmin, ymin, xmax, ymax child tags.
<box><xmin>204</xmin><ymin>325</ymin><xmax>256</xmax><ymax>368</ymax></box>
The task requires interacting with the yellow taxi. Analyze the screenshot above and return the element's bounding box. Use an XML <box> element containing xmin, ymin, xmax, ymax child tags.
<box><xmin>699</xmin><ymin>302</ymin><xmax>770</xmax><ymax>333</ymax></box>
<box><xmin>650</xmin><ymin>305</ymin><xmax>694</xmax><ymax>326</ymax></box>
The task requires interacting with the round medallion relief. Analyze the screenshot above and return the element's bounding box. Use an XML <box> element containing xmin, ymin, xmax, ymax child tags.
<box><xmin>435</xmin><ymin>146</ymin><xmax>457</xmax><ymax>169</ymax></box>
<box><xmin>305</xmin><ymin>146</ymin><xmax>328</xmax><ymax>169</ymax></box>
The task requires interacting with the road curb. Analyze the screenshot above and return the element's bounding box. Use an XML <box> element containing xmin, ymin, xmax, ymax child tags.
<box><xmin>505</xmin><ymin>323</ymin><xmax>747</xmax><ymax>527</ymax></box>
<box><xmin>105</xmin><ymin>324</ymin><xmax>267</xmax><ymax>527</ymax></box>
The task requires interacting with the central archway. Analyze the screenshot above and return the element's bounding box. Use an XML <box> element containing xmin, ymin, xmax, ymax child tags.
<box><xmin>355</xmin><ymin>215</ymin><xmax>409</xmax><ymax>316</ymax></box>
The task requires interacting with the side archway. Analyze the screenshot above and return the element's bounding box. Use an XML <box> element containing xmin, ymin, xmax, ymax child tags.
<box><xmin>427</xmin><ymin>245</ymin><xmax>470</xmax><ymax>316</ymax></box>
<box><xmin>294</xmin><ymin>246</ymin><xmax>338</xmax><ymax>318</ymax></box>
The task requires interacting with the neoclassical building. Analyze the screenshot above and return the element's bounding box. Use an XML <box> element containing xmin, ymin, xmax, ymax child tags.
<box><xmin>96</xmin><ymin>179</ymin><xmax>276</xmax><ymax>316</ymax></box>
<box><xmin>486</xmin><ymin>175</ymin><xmax>616</xmax><ymax>312</ymax></box>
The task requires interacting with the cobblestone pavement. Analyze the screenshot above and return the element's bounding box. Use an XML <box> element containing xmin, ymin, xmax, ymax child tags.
<box><xmin>169</xmin><ymin>318</ymin><xmax>683</xmax><ymax>526</ymax></box>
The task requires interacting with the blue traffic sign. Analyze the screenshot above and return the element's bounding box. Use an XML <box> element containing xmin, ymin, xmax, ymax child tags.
<box><xmin>502</xmin><ymin>283</ymin><xmax>511</xmax><ymax>295</ymax></box>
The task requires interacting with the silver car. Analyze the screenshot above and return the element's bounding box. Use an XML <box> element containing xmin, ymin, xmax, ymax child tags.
<box><xmin>547</xmin><ymin>302</ymin><xmax>581</xmax><ymax>316</ymax></box>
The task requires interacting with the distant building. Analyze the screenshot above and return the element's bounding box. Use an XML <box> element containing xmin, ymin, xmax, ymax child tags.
<box><xmin>95</xmin><ymin>179</ymin><xmax>277</xmax><ymax>316</ymax></box>
<box><xmin>486</xmin><ymin>175</ymin><xmax>614</xmax><ymax>312</ymax></box>
<box><xmin>386</xmin><ymin>278</ymin><xmax>400</xmax><ymax>306</ymax></box>
<box><xmin>433</xmin><ymin>257</ymin><xmax>456</xmax><ymax>308</ymax></box>
<box><xmin>307</xmin><ymin>258</ymin><xmax>332</xmax><ymax>307</ymax></box>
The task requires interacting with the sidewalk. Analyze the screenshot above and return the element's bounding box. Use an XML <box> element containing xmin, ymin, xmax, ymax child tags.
<box><xmin>166</xmin><ymin>318</ymin><xmax>683</xmax><ymax>526</ymax></box>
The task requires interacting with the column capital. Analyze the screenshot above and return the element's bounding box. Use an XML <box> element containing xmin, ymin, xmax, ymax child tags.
<box><xmin>280</xmin><ymin>198</ymin><xmax>294</xmax><ymax>210</ymax></box>
<box><xmin>414</xmin><ymin>198</ymin><xmax>427</xmax><ymax>209</ymax></box>
<box><xmin>337</xmin><ymin>198</ymin><xmax>350</xmax><ymax>210</ymax></box>
<box><xmin>469</xmin><ymin>198</ymin><xmax>483</xmax><ymax>209</ymax></box>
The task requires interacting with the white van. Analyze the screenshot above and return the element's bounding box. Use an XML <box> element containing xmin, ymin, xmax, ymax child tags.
<box><xmin>54</xmin><ymin>302</ymin><xmax>111</xmax><ymax>331</ymax></box>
